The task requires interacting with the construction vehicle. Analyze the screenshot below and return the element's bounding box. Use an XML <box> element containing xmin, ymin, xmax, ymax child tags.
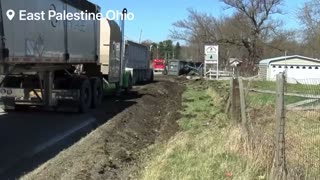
<box><xmin>0</xmin><ymin>0</ymin><xmax>153</xmax><ymax>112</ymax></box>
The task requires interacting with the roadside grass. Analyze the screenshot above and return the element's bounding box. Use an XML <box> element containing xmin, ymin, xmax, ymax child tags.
<box><xmin>140</xmin><ymin>80</ymin><xmax>266</xmax><ymax>180</ymax></box>
<box><xmin>245</xmin><ymin>91</ymin><xmax>320</xmax><ymax>178</ymax></box>
<box><xmin>140</xmin><ymin>79</ymin><xmax>320</xmax><ymax>180</ymax></box>
<box><xmin>284</xmin><ymin>111</ymin><xmax>320</xmax><ymax>178</ymax></box>
<box><xmin>251</xmin><ymin>80</ymin><xmax>320</xmax><ymax>94</ymax></box>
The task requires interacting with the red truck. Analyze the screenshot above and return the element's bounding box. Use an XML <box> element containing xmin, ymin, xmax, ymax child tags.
<box><xmin>153</xmin><ymin>59</ymin><xmax>166</xmax><ymax>72</ymax></box>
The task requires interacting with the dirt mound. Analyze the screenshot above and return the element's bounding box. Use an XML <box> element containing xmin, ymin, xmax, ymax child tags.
<box><xmin>21</xmin><ymin>77</ymin><xmax>185</xmax><ymax>180</ymax></box>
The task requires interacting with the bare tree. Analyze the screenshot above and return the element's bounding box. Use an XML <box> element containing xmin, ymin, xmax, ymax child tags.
<box><xmin>171</xmin><ymin>9</ymin><xmax>221</xmax><ymax>43</ymax></box>
<box><xmin>170</xmin><ymin>9</ymin><xmax>249</xmax><ymax>64</ymax></box>
<box><xmin>221</xmin><ymin>0</ymin><xmax>283</xmax><ymax>66</ymax></box>
<box><xmin>298</xmin><ymin>0</ymin><xmax>320</xmax><ymax>58</ymax></box>
<box><xmin>299</xmin><ymin>0</ymin><xmax>320</xmax><ymax>34</ymax></box>
<box><xmin>263</xmin><ymin>30</ymin><xmax>303</xmax><ymax>58</ymax></box>
<box><xmin>171</xmin><ymin>0</ymin><xmax>284</xmax><ymax>73</ymax></box>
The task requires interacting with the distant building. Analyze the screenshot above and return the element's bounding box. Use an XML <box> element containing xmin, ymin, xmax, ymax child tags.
<box><xmin>229</xmin><ymin>58</ymin><xmax>242</xmax><ymax>76</ymax></box>
<box><xmin>258</xmin><ymin>55</ymin><xmax>320</xmax><ymax>84</ymax></box>
<box><xmin>229</xmin><ymin>58</ymin><xmax>242</xmax><ymax>67</ymax></box>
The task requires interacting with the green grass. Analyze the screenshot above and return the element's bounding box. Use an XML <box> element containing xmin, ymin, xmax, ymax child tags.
<box><xmin>179</xmin><ymin>87</ymin><xmax>227</xmax><ymax>132</ymax></box>
<box><xmin>250</xmin><ymin>81</ymin><xmax>320</xmax><ymax>94</ymax></box>
<box><xmin>247</xmin><ymin>92</ymin><xmax>307</xmax><ymax>106</ymax></box>
<box><xmin>140</xmin><ymin>81</ymin><xmax>266</xmax><ymax>180</ymax></box>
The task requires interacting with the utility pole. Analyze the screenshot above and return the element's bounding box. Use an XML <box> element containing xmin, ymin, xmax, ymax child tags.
<box><xmin>120</xmin><ymin>8</ymin><xmax>127</xmax><ymax>87</ymax></box>
<box><xmin>139</xmin><ymin>29</ymin><xmax>142</xmax><ymax>43</ymax></box>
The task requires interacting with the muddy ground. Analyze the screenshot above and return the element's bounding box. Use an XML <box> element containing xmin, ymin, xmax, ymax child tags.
<box><xmin>21</xmin><ymin>76</ymin><xmax>185</xmax><ymax>180</ymax></box>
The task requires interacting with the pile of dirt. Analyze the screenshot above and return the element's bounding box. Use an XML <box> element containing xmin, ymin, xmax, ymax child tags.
<box><xmin>21</xmin><ymin>77</ymin><xmax>185</xmax><ymax>180</ymax></box>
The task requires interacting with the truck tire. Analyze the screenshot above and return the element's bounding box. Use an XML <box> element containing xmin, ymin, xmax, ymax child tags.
<box><xmin>90</xmin><ymin>77</ymin><xmax>103</xmax><ymax>108</ymax></box>
<box><xmin>77</xmin><ymin>78</ymin><xmax>92</xmax><ymax>113</ymax></box>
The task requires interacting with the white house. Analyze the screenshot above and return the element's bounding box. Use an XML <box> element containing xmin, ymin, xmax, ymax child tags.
<box><xmin>259</xmin><ymin>55</ymin><xmax>320</xmax><ymax>84</ymax></box>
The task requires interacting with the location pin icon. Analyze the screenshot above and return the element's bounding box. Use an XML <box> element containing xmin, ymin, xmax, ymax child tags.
<box><xmin>6</xmin><ymin>9</ymin><xmax>15</xmax><ymax>21</ymax></box>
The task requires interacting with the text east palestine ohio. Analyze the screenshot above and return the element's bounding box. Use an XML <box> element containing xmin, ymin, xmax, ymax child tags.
<box><xmin>18</xmin><ymin>10</ymin><xmax>102</xmax><ymax>21</ymax></box>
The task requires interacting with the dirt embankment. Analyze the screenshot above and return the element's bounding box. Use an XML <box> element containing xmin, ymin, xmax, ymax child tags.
<box><xmin>22</xmin><ymin>77</ymin><xmax>185</xmax><ymax>180</ymax></box>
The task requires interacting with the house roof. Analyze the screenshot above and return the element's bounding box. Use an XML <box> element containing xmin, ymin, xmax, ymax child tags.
<box><xmin>229</xmin><ymin>58</ymin><xmax>242</xmax><ymax>64</ymax></box>
<box><xmin>259</xmin><ymin>55</ymin><xmax>320</xmax><ymax>65</ymax></box>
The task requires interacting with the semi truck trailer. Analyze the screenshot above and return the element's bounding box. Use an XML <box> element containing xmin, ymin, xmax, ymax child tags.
<box><xmin>126</xmin><ymin>41</ymin><xmax>154</xmax><ymax>85</ymax></box>
<box><xmin>0</xmin><ymin>0</ymin><xmax>153</xmax><ymax>112</ymax></box>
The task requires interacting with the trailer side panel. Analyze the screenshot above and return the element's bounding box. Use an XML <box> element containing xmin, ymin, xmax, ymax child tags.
<box><xmin>1</xmin><ymin>0</ymin><xmax>98</xmax><ymax>64</ymax></box>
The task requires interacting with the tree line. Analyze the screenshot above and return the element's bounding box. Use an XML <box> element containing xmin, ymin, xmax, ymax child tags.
<box><xmin>141</xmin><ymin>40</ymin><xmax>183</xmax><ymax>61</ymax></box>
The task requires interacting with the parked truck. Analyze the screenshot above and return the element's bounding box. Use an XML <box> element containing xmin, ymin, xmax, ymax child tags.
<box><xmin>152</xmin><ymin>59</ymin><xmax>165</xmax><ymax>73</ymax></box>
<box><xmin>0</xmin><ymin>0</ymin><xmax>153</xmax><ymax>112</ymax></box>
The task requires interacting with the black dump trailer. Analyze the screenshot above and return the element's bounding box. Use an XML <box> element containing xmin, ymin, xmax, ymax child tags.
<box><xmin>166</xmin><ymin>59</ymin><xmax>195</xmax><ymax>76</ymax></box>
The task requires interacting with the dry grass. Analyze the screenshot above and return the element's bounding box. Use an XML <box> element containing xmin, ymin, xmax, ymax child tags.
<box><xmin>245</xmin><ymin>78</ymin><xmax>320</xmax><ymax>179</ymax></box>
<box><xmin>245</xmin><ymin>103</ymin><xmax>320</xmax><ymax>179</ymax></box>
<box><xmin>285</xmin><ymin>110</ymin><xmax>320</xmax><ymax>179</ymax></box>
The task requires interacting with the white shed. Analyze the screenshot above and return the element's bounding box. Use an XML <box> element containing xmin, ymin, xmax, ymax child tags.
<box><xmin>258</xmin><ymin>55</ymin><xmax>320</xmax><ymax>84</ymax></box>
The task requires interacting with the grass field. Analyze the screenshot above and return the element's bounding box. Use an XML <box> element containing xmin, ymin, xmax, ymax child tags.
<box><xmin>247</xmin><ymin>92</ymin><xmax>307</xmax><ymax>106</ymax></box>
<box><xmin>250</xmin><ymin>80</ymin><xmax>320</xmax><ymax>94</ymax></box>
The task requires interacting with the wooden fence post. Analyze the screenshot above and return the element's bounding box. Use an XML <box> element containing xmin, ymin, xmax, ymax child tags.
<box><xmin>230</xmin><ymin>77</ymin><xmax>241</xmax><ymax>123</ymax></box>
<box><xmin>272</xmin><ymin>72</ymin><xmax>288</xmax><ymax>180</ymax></box>
<box><xmin>239</xmin><ymin>77</ymin><xmax>251</xmax><ymax>141</ymax></box>
<box><xmin>225</xmin><ymin>78</ymin><xmax>233</xmax><ymax>114</ymax></box>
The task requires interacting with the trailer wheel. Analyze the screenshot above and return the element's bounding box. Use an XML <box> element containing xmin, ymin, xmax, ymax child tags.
<box><xmin>78</xmin><ymin>78</ymin><xmax>92</xmax><ymax>113</ymax></box>
<box><xmin>90</xmin><ymin>77</ymin><xmax>103</xmax><ymax>108</ymax></box>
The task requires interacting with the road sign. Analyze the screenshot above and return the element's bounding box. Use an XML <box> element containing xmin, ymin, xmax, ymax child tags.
<box><xmin>204</xmin><ymin>45</ymin><xmax>218</xmax><ymax>61</ymax></box>
<box><xmin>205</xmin><ymin>45</ymin><xmax>218</xmax><ymax>55</ymax></box>
<box><xmin>204</xmin><ymin>45</ymin><xmax>219</xmax><ymax>80</ymax></box>
<box><xmin>205</xmin><ymin>54</ymin><xmax>218</xmax><ymax>62</ymax></box>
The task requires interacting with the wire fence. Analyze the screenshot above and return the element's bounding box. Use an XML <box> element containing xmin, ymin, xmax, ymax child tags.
<box><xmin>227</xmin><ymin>73</ymin><xmax>320</xmax><ymax>180</ymax></box>
<box><xmin>284</xmin><ymin>78</ymin><xmax>320</xmax><ymax>179</ymax></box>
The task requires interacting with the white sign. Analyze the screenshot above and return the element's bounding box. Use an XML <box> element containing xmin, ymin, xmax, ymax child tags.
<box><xmin>205</xmin><ymin>45</ymin><xmax>218</xmax><ymax>55</ymax></box>
<box><xmin>204</xmin><ymin>45</ymin><xmax>219</xmax><ymax>80</ymax></box>
<box><xmin>204</xmin><ymin>45</ymin><xmax>218</xmax><ymax>61</ymax></box>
